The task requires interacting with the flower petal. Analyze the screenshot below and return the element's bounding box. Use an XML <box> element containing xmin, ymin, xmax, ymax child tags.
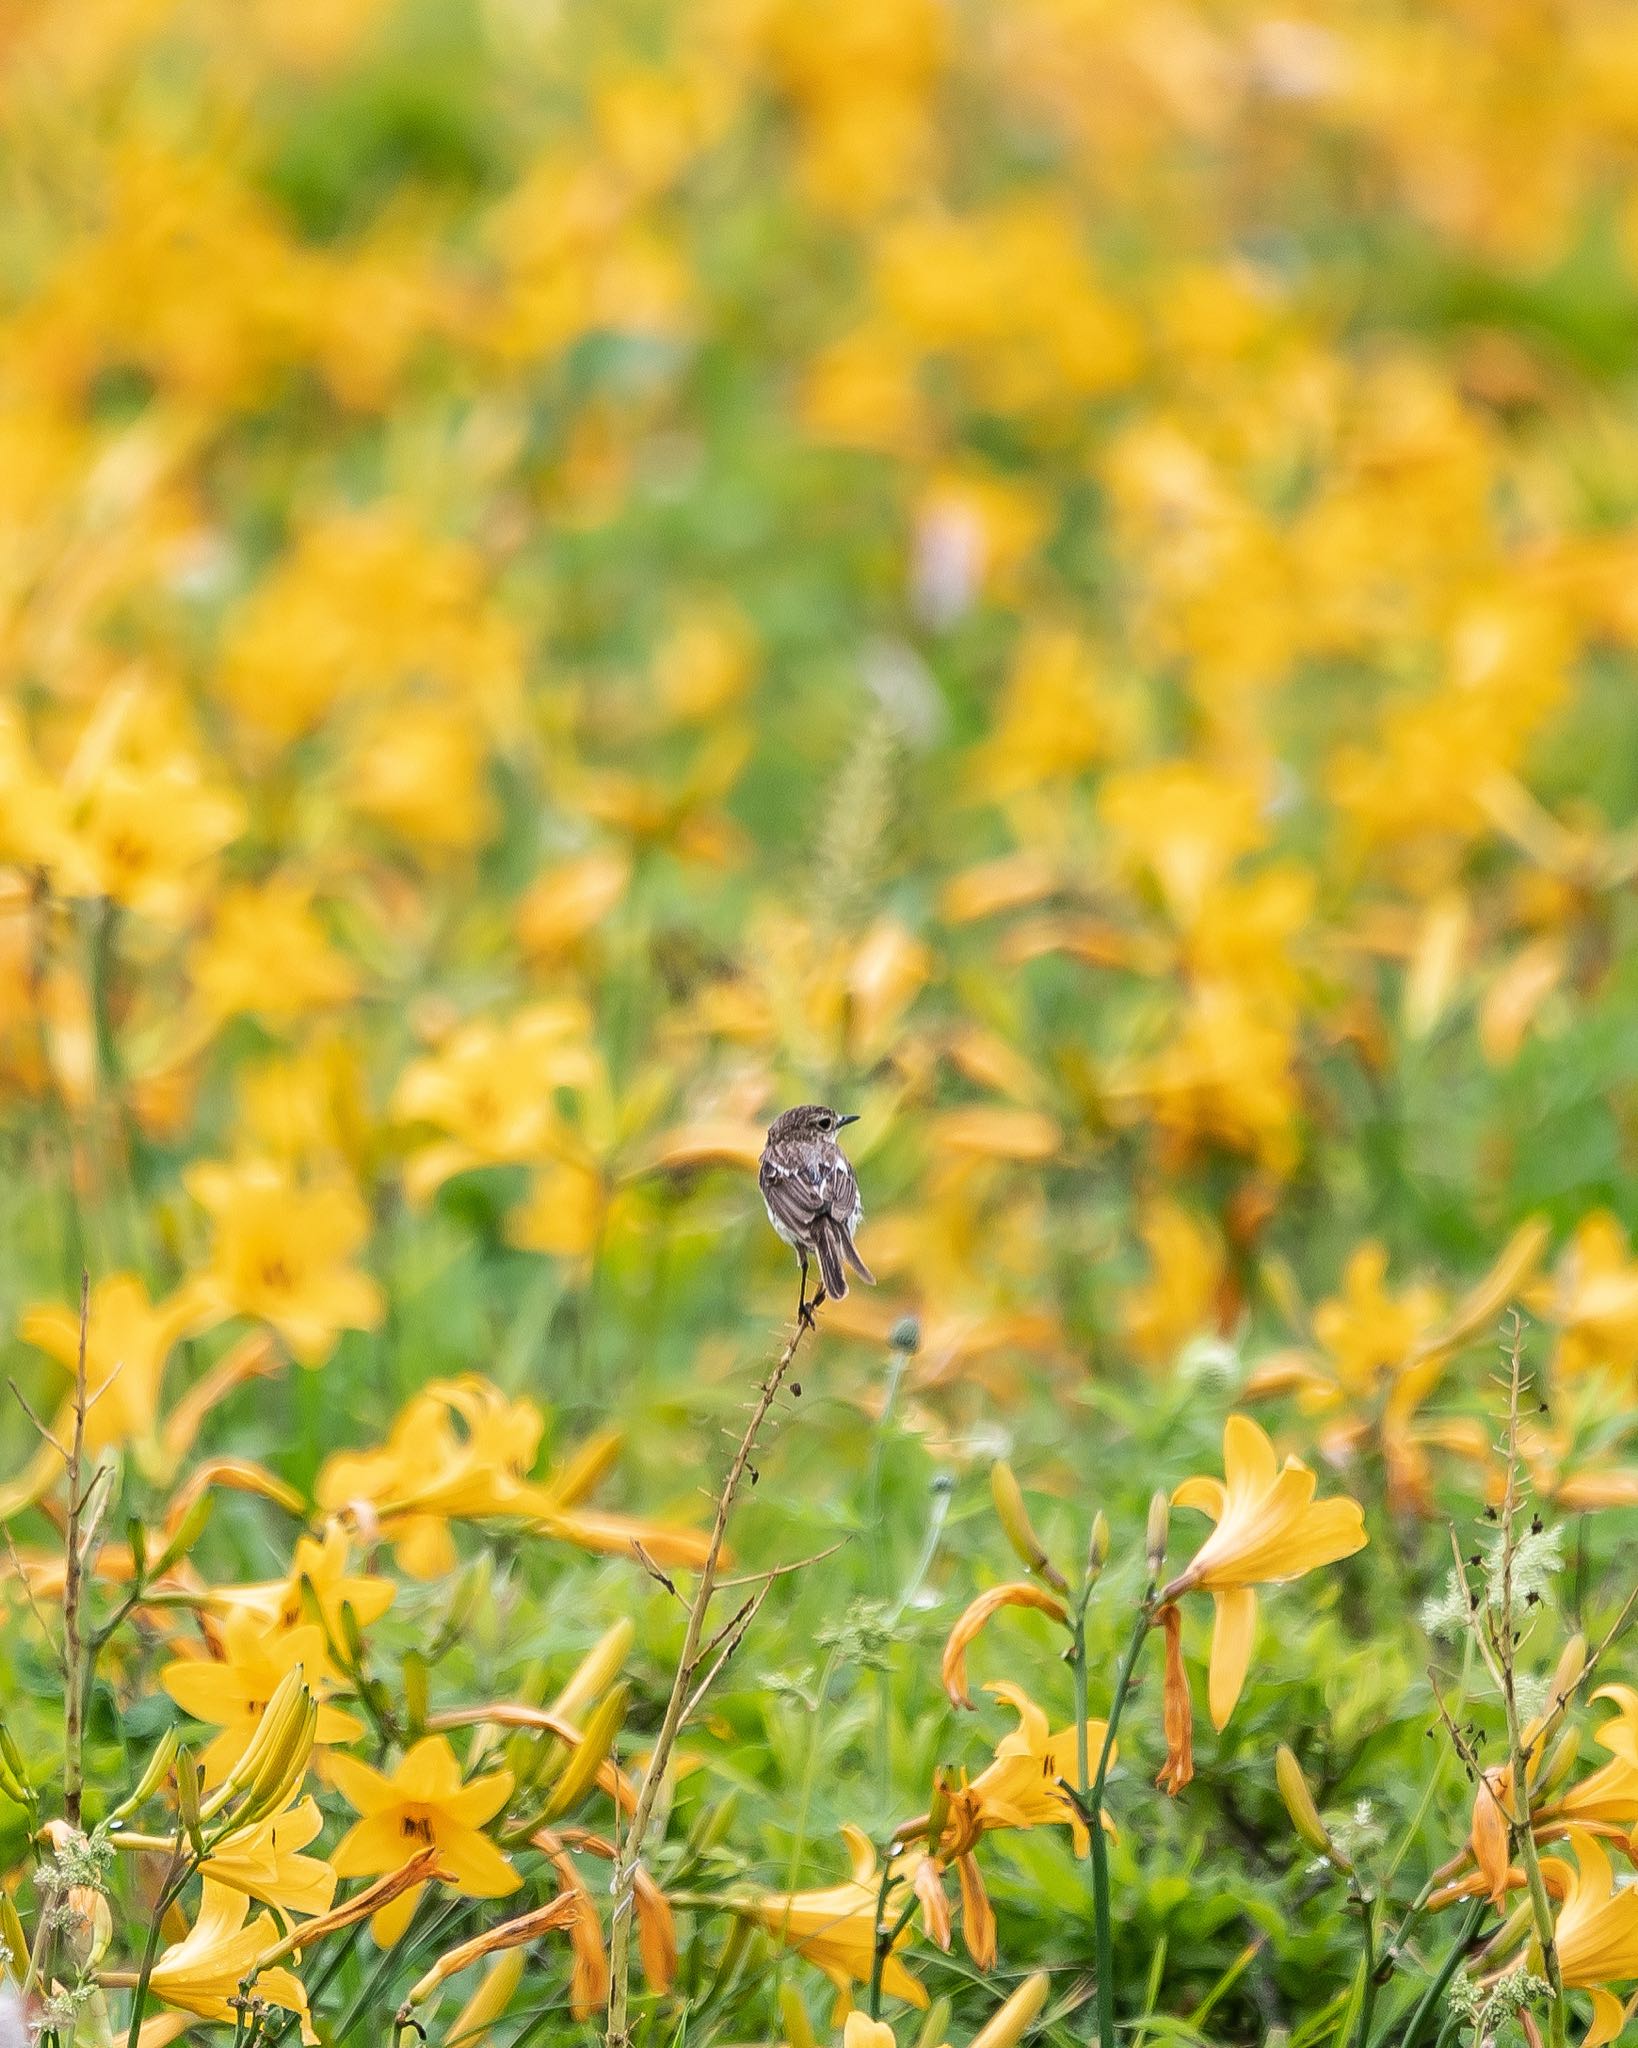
<box><xmin>1208</xmin><ymin>1586</ymin><xmax>1258</xmax><ymax>1730</ymax></box>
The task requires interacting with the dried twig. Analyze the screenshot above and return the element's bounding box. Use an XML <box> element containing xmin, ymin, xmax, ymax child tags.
<box><xmin>603</xmin><ymin>1315</ymin><xmax>813</xmax><ymax>2048</ymax></box>
<box><xmin>62</xmin><ymin>1270</ymin><xmax>90</xmax><ymax>1829</ymax></box>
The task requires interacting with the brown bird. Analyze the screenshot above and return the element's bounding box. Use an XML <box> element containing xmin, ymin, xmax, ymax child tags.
<box><xmin>758</xmin><ymin>1104</ymin><xmax>875</xmax><ymax>1326</ymax></box>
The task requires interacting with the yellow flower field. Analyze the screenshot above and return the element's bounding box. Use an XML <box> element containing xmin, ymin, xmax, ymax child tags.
<box><xmin>4</xmin><ymin>0</ymin><xmax>1638</xmax><ymax>2043</ymax></box>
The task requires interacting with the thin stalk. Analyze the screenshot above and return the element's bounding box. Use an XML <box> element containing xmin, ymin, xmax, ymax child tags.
<box><xmin>605</xmin><ymin>1316</ymin><xmax>811</xmax><ymax>2048</ymax></box>
<box><xmin>123</xmin><ymin>1850</ymin><xmax>193</xmax><ymax>2048</ymax></box>
<box><xmin>1349</xmin><ymin>1892</ymin><xmax>1377</xmax><ymax>2048</ymax></box>
<box><xmin>1089</xmin><ymin>1599</ymin><xmax>1155</xmax><ymax>2048</ymax></box>
<box><xmin>1495</xmin><ymin>1330</ymin><xmax>1565</xmax><ymax>2044</ymax></box>
<box><xmin>62</xmin><ymin>1270</ymin><xmax>91</xmax><ymax>1830</ymax></box>
<box><xmin>869</xmin><ymin>1887</ymin><xmax>920</xmax><ymax>2021</ymax></box>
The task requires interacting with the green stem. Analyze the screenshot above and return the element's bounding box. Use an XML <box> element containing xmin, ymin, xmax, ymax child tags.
<box><xmin>1393</xmin><ymin>1895</ymin><xmax>1486</xmax><ymax>2048</ymax></box>
<box><xmin>124</xmin><ymin>1852</ymin><xmax>195</xmax><ymax>2048</ymax></box>
<box><xmin>867</xmin><ymin>1849</ymin><xmax>898</xmax><ymax>2019</ymax></box>
<box><xmin>1349</xmin><ymin>1892</ymin><xmax>1377</xmax><ymax>2048</ymax></box>
<box><xmin>1089</xmin><ymin>1600</ymin><xmax>1155</xmax><ymax>2048</ymax></box>
<box><xmin>869</xmin><ymin>1889</ymin><xmax>920</xmax><ymax>2021</ymax></box>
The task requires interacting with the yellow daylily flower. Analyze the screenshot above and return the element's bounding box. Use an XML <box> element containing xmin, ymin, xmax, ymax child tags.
<box><xmin>222</xmin><ymin>1523</ymin><xmax>396</xmax><ymax>1642</ymax></box>
<box><xmin>744</xmin><ymin>1825</ymin><xmax>927</xmax><ymax>2011</ymax></box>
<box><xmin>184</xmin><ymin>1157</ymin><xmax>384</xmax><ymax>1368</ymax></box>
<box><xmin>316</xmin><ymin>1378</ymin><xmax>708</xmax><ymax>1579</ymax></box>
<box><xmin>160</xmin><ymin>1608</ymin><xmax>361</xmax><ymax>1785</ymax></box>
<box><xmin>1542</xmin><ymin>1831</ymin><xmax>1638</xmax><ymax>2048</ymax></box>
<box><xmin>962</xmin><ymin>1681</ymin><xmax>1105</xmax><ymax>1856</ymax></box>
<box><xmin>1538</xmin><ymin>1688</ymin><xmax>1638</xmax><ymax>1831</ymax></box>
<box><xmin>204</xmin><ymin>1798</ymin><xmax>338</xmax><ymax>1922</ymax></box>
<box><xmin>1165</xmin><ymin>1415</ymin><xmax>1368</xmax><ymax>1729</ymax></box>
<box><xmin>328</xmin><ymin>1735</ymin><xmax>520</xmax><ymax>1946</ymax></box>
<box><xmin>1543</xmin><ymin>1212</ymin><xmax>1638</xmax><ymax>1388</ymax></box>
<box><xmin>149</xmin><ymin>1881</ymin><xmax>314</xmax><ymax>2043</ymax></box>
<box><xmin>189</xmin><ymin>878</ymin><xmax>358</xmax><ymax>1027</ymax></box>
<box><xmin>16</xmin><ymin>1273</ymin><xmax>212</xmax><ymax>1459</ymax></box>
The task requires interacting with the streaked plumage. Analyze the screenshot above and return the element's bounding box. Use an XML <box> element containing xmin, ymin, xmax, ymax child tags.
<box><xmin>758</xmin><ymin>1104</ymin><xmax>875</xmax><ymax>1322</ymax></box>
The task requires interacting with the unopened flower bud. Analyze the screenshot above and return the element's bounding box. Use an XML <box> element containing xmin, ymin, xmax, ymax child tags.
<box><xmin>1087</xmin><ymin>1511</ymin><xmax>1111</xmax><ymax>1582</ymax></box>
<box><xmin>1145</xmin><ymin>1491</ymin><xmax>1170</xmax><ymax>1576</ymax></box>
<box><xmin>175</xmin><ymin>1747</ymin><xmax>205</xmax><ymax>1855</ymax></box>
<box><xmin>1538</xmin><ymin>1724</ymin><xmax>1580</xmax><ymax>1800</ymax></box>
<box><xmin>990</xmin><ymin>1464</ymin><xmax>1067</xmax><ymax>1592</ymax></box>
<box><xmin>968</xmin><ymin>1971</ymin><xmax>1049</xmax><ymax>2048</ymax></box>
<box><xmin>1549</xmin><ymin>1634</ymin><xmax>1587</xmax><ymax>1715</ymax></box>
<box><xmin>915</xmin><ymin>1997</ymin><xmax>955</xmax><ymax>2048</ymax></box>
<box><xmin>1275</xmin><ymin>1745</ymin><xmax>1348</xmax><ymax>1871</ymax></box>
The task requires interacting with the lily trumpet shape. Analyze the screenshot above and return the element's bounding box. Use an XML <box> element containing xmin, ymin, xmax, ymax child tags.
<box><xmin>1164</xmin><ymin>1416</ymin><xmax>1368</xmax><ymax>1730</ymax></box>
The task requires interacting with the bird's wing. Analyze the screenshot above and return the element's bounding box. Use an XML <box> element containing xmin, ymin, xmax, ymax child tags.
<box><xmin>759</xmin><ymin>1149</ymin><xmax>828</xmax><ymax>1236</ymax></box>
<box><xmin>821</xmin><ymin>1154</ymin><xmax>862</xmax><ymax>1226</ymax></box>
<box><xmin>760</xmin><ymin>1146</ymin><xmax>862</xmax><ymax>1229</ymax></box>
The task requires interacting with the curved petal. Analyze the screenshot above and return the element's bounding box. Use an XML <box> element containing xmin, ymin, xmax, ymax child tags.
<box><xmin>1208</xmin><ymin>1587</ymin><xmax>1258</xmax><ymax>1730</ymax></box>
<box><xmin>1172</xmin><ymin>1475</ymin><xmax>1227</xmax><ymax>1522</ymax></box>
<box><xmin>1222</xmin><ymin>1416</ymin><xmax>1278</xmax><ymax>1498</ymax></box>
<box><xmin>1584</xmin><ymin>1987</ymin><xmax>1628</xmax><ymax>2048</ymax></box>
<box><xmin>443</xmin><ymin>1767</ymin><xmax>515</xmax><ymax>1829</ymax></box>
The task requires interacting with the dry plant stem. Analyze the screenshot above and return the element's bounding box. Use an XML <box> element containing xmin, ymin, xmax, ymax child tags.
<box><xmin>62</xmin><ymin>1268</ymin><xmax>90</xmax><ymax>1830</ymax></box>
<box><xmin>603</xmin><ymin>1314</ymin><xmax>811</xmax><ymax>2048</ymax></box>
<box><xmin>1493</xmin><ymin>1326</ymin><xmax>1565</xmax><ymax>2046</ymax></box>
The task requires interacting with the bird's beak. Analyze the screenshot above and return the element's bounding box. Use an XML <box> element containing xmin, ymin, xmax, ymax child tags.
<box><xmin>835</xmin><ymin>1112</ymin><xmax>860</xmax><ymax>1128</ymax></box>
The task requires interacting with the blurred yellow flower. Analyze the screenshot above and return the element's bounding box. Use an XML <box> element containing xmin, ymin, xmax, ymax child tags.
<box><xmin>1311</xmin><ymin>1244</ymin><xmax>1443</xmax><ymax>1397</ymax></box>
<box><xmin>745</xmin><ymin>1825</ymin><xmax>927</xmax><ymax>2010</ymax></box>
<box><xmin>190</xmin><ymin>880</ymin><xmax>358</xmax><ymax>1027</ymax></box>
<box><xmin>185</xmin><ymin>1158</ymin><xmax>383</xmax><ymax>1366</ymax></box>
<box><xmin>969</xmin><ymin>627</ymin><xmax>1112</xmax><ymax>797</ymax></box>
<box><xmin>1119</xmin><ymin>1199</ymin><xmax>1226</xmax><ymax>1368</ymax></box>
<box><xmin>223</xmin><ymin>1523</ymin><xmax>395</xmax><ymax>1642</ymax></box>
<box><xmin>517</xmin><ymin>851</ymin><xmax>632</xmax><ymax>962</ymax></box>
<box><xmin>17</xmin><ymin>1272</ymin><xmax>208</xmax><ymax>1458</ymax></box>
<box><xmin>391</xmin><ymin>1003</ymin><xmax>597</xmax><ymax>1203</ymax></box>
<box><xmin>1543</xmin><ymin>1212</ymin><xmax>1638</xmax><ymax>1386</ymax></box>
<box><xmin>1098</xmin><ymin>763</ymin><xmax>1265</xmax><ymax>927</ymax></box>
<box><xmin>342</xmin><ymin>697</ymin><xmax>495</xmax><ymax>854</ymax></box>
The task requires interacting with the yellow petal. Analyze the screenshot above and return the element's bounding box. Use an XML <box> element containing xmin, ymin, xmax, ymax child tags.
<box><xmin>434</xmin><ymin>1824</ymin><xmax>522</xmax><ymax>1900</ymax></box>
<box><xmin>326</xmin><ymin>1751</ymin><xmax>396</xmax><ymax>1819</ymax></box>
<box><xmin>1222</xmin><ymin>1416</ymin><xmax>1278</xmax><ymax>1497</ymax></box>
<box><xmin>1208</xmin><ymin>1587</ymin><xmax>1258</xmax><ymax>1730</ymax></box>
<box><xmin>941</xmin><ymin>1583</ymin><xmax>1068</xmax><ymax>1708</ymax></box>
<box><xmin>1172</xmin><ymin>1475</ymin><xmax>1227</xmax><ymax>1521</ymax></box>
<box><xmin>1585</xmin><ymin>1987</ymin><xmax>1628</xmax><ymax>2048</ymax></box>
<box><xmin>371</xmin><ymin>1881</ymin><xmax>425</xmax><ymax>1949</ymax></box>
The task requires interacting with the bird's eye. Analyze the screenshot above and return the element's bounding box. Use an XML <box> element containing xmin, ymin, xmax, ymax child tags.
<box><xmin>819</xmin><ymin>1112</ymin><xmax>833</xmax><ymax>1129</ymax></box>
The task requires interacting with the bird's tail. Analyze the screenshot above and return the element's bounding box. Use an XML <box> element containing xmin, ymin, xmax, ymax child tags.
<box><xmin>812</xmin><ymin>1221</ymin><xmax>850</xmax><ymax>1300</ymax></box>
<box><xmin>841</xmin><ymin>1228</ymin><xmax>874</xmax><ymax>1285</ymax></box>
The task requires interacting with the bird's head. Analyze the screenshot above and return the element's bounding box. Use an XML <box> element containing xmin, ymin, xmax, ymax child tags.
<box><xmin>767</xmin><ymin>1104</ymin><xmax>859</xmax><ymax>1143</ymax></box>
